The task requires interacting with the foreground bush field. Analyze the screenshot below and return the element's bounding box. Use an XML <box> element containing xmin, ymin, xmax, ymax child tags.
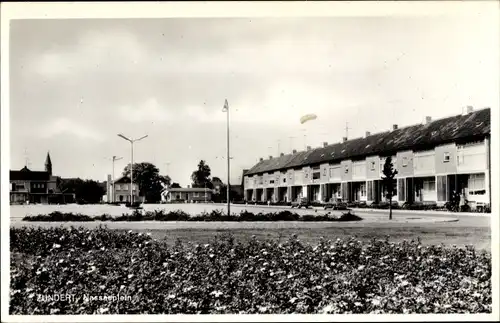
<box><xmin>10</xmin><ymin>226</ymin><xmax>491</xmax><ymax>315</ymax></box>
<box><xmin>22</xmin><ymin>210</ymin><xmax>362</xmax><ymax>222</ymax></box>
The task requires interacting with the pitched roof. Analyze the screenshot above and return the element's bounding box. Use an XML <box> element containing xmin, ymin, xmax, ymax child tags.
<box><xmin>10</xmin><ymin>167</ymin><xmax>50</xmax><ymax>181</ymax></box>
<box><xmin>245</xmin><ymin>108</ymin><xmax>490</xmax><ymax>176</ymax></box>
<box><xmin>114</xmin><ymin>176</ymin><xmax>134</xmax><ymax>184</ymax></box>
<box><xmin>166</xmin><ymin>188</ymin><xmax>213</xmax><ymax>193</ymax></box>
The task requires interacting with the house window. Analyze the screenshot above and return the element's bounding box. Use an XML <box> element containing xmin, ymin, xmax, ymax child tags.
<box><xmin>123</xmin><ymin>184</ymin><xmax>129</xmax><ymax>191</ymax></box>
<box><xmin>305</xmin><ymin>173</ymin><xmax>308</xmax><ymax>178</ymax></box>
<box><xmin>323</xmin><ymin>168</ymin><xmax>327</xmax><ymax>176</ymax></box>
<box><xmin>443</xmin><ymin>152</ymin><xmax>450</xmax><ymax>163</ymax></box>
<box><xmin>370</xmin><ymin>161</ymin><xmax>376</xmax><ymax>171</ymax></box>
<box><xmin>468</xmin><ymin>174</ymin><xmax>486</xmax><ymax>195</ymax></box>
<box><xmin>283</xmin><ymin>178</ymin><xmax>286</xmax><ymax>183</ymax></box>
<box><xmin>312</xmin><ymin>172</ymin><xmax>320</xmax><ymax>180</ymax></box>
<box><xmin>360</xmin><ymin>183</ymin><xmax>366</xmax><ymax>197</ymax></box>
<box><xmin>344</xmin><ymin>165</ymin><xmax>349</xmax><ymax>173</ymax></box>
<box><xmin>402</xmin><ymin>156</ymin><xmax>408</xmax><ymax>167</ymax></box>
<box><xmin>270</xmin><ymin>180</ymin><xmax>275</xmax><ymax>184</ymax></box>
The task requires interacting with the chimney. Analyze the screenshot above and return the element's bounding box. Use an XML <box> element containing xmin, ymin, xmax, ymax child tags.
<box><xmin>365</xmin><ymin>131</ymin><xmax>371</xmax><ymax>137</ymax></box>
<box><xmin>306</xmin><ymin>146</ymin><xmax>312</xmax><ymax>151</ymax></box>
<box><xmin>393</xmin><ymin>124</ymin><xmax>398</xmax><ymax>130</ymax></box>
<box><xmin>292</xmin><ymin>149</ymin><xmax>297</xmax><ymax>154</ymax></box>
<box><xmin>323</xmin><ymin>142</ymin><xmax>328</xmax><ymax>147</ymax></box>
<box><xmin>259</xmin><ymin>157</ymin><xmax>263</xmax><ymax>162</ymax></box>
<box><xmin>467</xmin><ymin>106</ymin><xmax>473</xmax><ymax>114</ymax></box>
<box><xmin>107</xmin><ymin>175</ymin><xmax>112</xmax><ymax>201</ymax></box>
<box><xmin>343</xmin><ymin>137</ymin><xmax>348</xmax><ymax>142</ymax></box>
<box><xmin>425</xmin><ymin>116</ymin><xmax>432</xmax><ymax>124</ymax></box>
<box><xmin>280</xmin><ymin>153</ymin><xmax>284</xmax><ymax>157</ymax></box>
<box><xmin>269</xmin><ymin>155</ymin><xmax>273</xmax><ymax>160</ymax></box>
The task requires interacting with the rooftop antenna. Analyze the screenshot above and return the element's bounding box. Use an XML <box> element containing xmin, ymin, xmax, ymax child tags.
<box><xmin>345</xmin><ymin>122</ymin><xmax>351</xmax><ymax>140</ymax></box>
<box><xmin>288</xmin><ymin>136</ymin><xmax>296</xmax><ymax>151</ymax></box>
<box><xmin>23</xmin><ymin>148</ymin><xmax>31</xmax><ymax>168</ymax></box>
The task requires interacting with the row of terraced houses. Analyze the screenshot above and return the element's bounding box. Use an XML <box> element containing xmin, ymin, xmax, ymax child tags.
<box><xmin>243</xmin><ymin>107</ymin><xmax>491</xmax><ymax>211</ymax></box>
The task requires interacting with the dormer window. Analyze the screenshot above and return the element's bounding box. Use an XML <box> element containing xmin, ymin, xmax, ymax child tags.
<box><xmin>443</xmin><ymin>152</ymin><xmax>450</xmax><ymax>163</ymax></box>
<box><xmin>370</xmin><ymin>161</ymin><xmax>376</xmax><ymax>171</ymax></box>
<box><xmin>344</xmin><ymin>165</ymin><xmax>349</xmax><ymax>173</ymax></box>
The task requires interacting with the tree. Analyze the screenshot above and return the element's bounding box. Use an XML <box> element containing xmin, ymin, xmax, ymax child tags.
<box><xmin>381</xmin><ymin>156</ymin><xmax>398</xmax><ymax>220</ymax></box>
<box><xmin>191</xmin><ymin>160</ymin><xmax>213</xmax><ymax>189</ymax></box>
<box><xmin>60</xmin><ymin>178</ymin><xmax>105</xmax><ymax>204</ymax></box>
<box><xmin>123</xmin><ymin>162</ymin><xmax>170</xmax><ymax>203</ymax></box>
<box><xmin>170</xmin><ymin>182</ymin><xmax>181</xmax><ymax>188</ymax></box>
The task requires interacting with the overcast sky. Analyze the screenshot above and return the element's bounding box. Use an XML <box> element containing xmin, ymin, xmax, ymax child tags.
<box><xmin>9</xmin><ymin>14</ymin><xmax>498</xmax><ymax>186</ymax></box>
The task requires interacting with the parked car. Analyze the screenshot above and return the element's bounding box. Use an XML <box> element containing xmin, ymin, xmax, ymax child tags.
<box><xmin>291</xmin><ymin>197</ymin><xmax>311</xmax><ymax>209</ymax></box>
<box><xmin>323</xmin><ymin>198</ymin><xmax>348</xmax><ymax>210</ymax></box>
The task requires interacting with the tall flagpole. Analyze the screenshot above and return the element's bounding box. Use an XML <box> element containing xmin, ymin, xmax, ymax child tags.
<box><xmin>223</xmin><ymin>99</ymin><xmax>231</xmax><ymax>216</ymax></box>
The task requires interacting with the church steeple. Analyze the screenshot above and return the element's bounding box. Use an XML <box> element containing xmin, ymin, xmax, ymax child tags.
<box><xmin>45</xmin><ymin>152</ymin><xmax>52</xmax><ymax>176</ymax></box>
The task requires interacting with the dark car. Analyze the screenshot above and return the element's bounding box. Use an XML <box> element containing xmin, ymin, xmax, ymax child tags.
<box><xmin>291</xmin><ymin>197</ymin><xmax>310</xmax><ymax>209</ymax></box>
<box><xmin>323</xmin><ymin>198</ymin><xmax>348</xmax><ymax>210</ymax></box>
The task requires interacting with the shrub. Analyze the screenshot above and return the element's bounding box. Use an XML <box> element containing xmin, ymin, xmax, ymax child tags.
<box><xmin>23</xmin><ymin>212</ymin><xmax>94</xmax><ymax>222</ymax></box>
<box><xmin>10</xmin><ymin>227</ymin><xmax>492</xmax><ymax>314</ymax></box>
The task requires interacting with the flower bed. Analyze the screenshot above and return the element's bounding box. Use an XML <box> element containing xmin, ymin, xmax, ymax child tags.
<box><xmin>22</xmin><ymin>210</ymin><xmax>362</xmax><ymax>222</ymax></box>
<box><xmin>10</xmin><ymin>227</ymin><xmax>491</xmax><ymax>314</ymax></box>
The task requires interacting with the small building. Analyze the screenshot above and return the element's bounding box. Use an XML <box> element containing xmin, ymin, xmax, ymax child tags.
<box><xmin>163</xmin><ymin>187</ymin><xmax>213</xmax><ymax>203</ymax></box>
<box><xmin>113</xmin><ymin>176</ymin><xmax>143</xmax><ymax>203</ymax></box>
<box><xmin>9</xmin><ymin>152</ymin><xmax>73</xmax><ymax>204</ymax></box>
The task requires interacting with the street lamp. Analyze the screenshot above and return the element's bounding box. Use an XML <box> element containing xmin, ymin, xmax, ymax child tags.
<box><xmin>222</xmin><ymin>99</ymin><xmax>231</xmax><ymax>216</ymax></box>
<box><xmin>117</xmin><ymin>134</ymin><xmax>148</xmax><ymax>205</ymax></box>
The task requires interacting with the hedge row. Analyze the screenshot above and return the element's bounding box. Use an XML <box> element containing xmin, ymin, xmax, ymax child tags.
<box><xmin>23</xmin><ymin>210</ymin><xmax>362</xmax><ymax>222</ymax></box>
